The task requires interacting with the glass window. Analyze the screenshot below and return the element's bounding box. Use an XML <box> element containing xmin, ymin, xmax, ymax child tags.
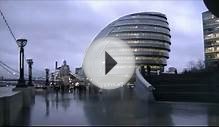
<box><xmin>205</xmin><ymin>47</ymin><xmax>214</xmax><ymax>53</ymax></box>
<box><xmin>114</xmin><ymin>19</ymin><xmax>168</xmax><ymax>27</ymax></box>
<box><xmin>111</xmin><ymin>25</ymin><xmax>170</xmax><ymax>34</ymax></box>
<box><xmin>217</xmin><ymin>53</ymin><xmax>219</xmax><ymax>58</ymax></box>
<box><xmin>135</xmin><ymin>56</ymin><xmax>166</xmax><ymax>61</ymax></box>
<box><xmin>126</xmin><ymin>40</ymin><xmax>170</xmax><ymax>46</ymax></box>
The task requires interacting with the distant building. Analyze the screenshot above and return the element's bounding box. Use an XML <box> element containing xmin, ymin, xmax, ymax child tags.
<box><xmin>166</xmin><ymin>67</ymin><xmax>177</xmax><ymax>74</ymax></box>
<box><xmin>202</xmin><ymin>11</ymin><xmax>219</xmax><ymax>68</ymax></box>
<box><xmin>75</xmin><ymin>67</ymin><xmax>86</xmax><ymax>80</ymax></box>
<box><xmin>75</xmin><ymin>67</ymin><xmax>83</xmax><ymax>75</ymax></box>
<box><xmin>54</xmin><ymin>60</ymin><xmax>71</xmax><ymax>86</ymax></box>
<box><xmin>59</xmin><ymin>60</ymin><xmax>70</xmax><ymax>77</ymax></box>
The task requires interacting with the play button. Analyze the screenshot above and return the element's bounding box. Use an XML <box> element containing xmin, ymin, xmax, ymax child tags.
<box><xmin>105</xmin><ymin>51</ymin><xmax>117</xmax><ymax>75</ymax></box>
<box><xmin>83</xmin><ymin>37</ymin><xmax>135</xmax><ymax>90</ymax></box>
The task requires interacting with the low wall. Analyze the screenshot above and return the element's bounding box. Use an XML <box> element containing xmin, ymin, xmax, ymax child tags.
<box><xmin>13</xmin><ymin>87</ymin><xmax>35</xmax><ymax>108</ymax></box>
<box><xmin>134</xmin><ymin>67</ymin><xmax>155</xmax><ymax>102</ymax></box>
<box><xmin>146</xmin><ymin>71</ymin><xmax>219</xmax><ymax>102</ymax></box>
<box><xmin>0</xmin><ymin>86</ymin><xmax>35</xmax><ymax>125</ymax></box>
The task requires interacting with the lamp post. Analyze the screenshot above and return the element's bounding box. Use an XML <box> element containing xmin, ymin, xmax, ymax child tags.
<box><xmin>26</xmin><ymin>59</ymin><xmax>33</xmax><ymax>86</ymax></box>
<box><xmin>45</xmin><ymin>68</ymin><xmax>49</xmax><ymax>86</ymax></box>
<box><xmin>16</xmin><ymin>39</ymin><xmax>27</xmax><ymax>87</ymax></box>
<box><xmin>140</xmin><ymin>65</ymin><xmax>146</xmax><ymax>78</ymax></box>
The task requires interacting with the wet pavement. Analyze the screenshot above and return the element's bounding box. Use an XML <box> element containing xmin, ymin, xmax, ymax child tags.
<box><xmin>15</xmin><ymin>87</ymin><xmax>219</xmax><ymax>126</ymax></box>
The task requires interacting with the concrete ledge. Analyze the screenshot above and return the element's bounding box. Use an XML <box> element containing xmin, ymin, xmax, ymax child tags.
<box><xmin>0</xmin><ymin>86</ymin><xmax>35</xmax><ymax>125</ymax></box>
<box><xmin>0</xmin><ymin>86</ymin><xmax>23</xmax><ymax>125</ymax></box>
<box><xmin>13</xmin><ymin>87</ymin><xmax>35</xmax><ymax>108</ymax></box>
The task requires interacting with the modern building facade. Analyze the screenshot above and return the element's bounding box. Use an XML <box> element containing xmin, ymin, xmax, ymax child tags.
<box><xmin>93</xmin><ymin>12</ymin><xmax>171</xmax><ymax>72</ymax></box>
<box><xmin>202</xmin><ymin>11</ymin><xmax>219</xmax><ymax>68</ymax></box>
<box><xmin>75</xmin><ymin>67</ymin><xmax>85</xmax><ymax>77</ymax></box>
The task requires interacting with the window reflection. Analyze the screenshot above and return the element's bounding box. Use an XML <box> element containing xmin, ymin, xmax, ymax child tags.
<box><xmin>126</xmin><ymin>40</ymin><xmax>170</xmax><ymax>46</ymax></box>
<box><xmin>113</xmin><ymin>19</ymin><xmax>168</xmax><ymax>27</ymax></box>
<box><xmin>109</xmin><ymin>32</ymin><xmax>170</xmax><ymax>41</ymax></box>
<box><xmin>111</xmin><ymin>25</ymin><xmax>170</xmax><ymax>35</ymax></box>
<box><xmin>121</xmin><ymin>15</ymin><xmax>167</xmax><ymax>21</ymax></box>
<box><xmin>204</xmin><ymin>33</ymin><xmax>219</xmax><ymax>39</ymax></box>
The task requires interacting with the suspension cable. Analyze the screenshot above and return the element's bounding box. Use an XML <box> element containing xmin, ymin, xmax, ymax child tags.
<box><xmin>0</xmin><ymin>63</ymin><xmax>18</xmax><ymax>76</ymax></box>
<box><xmin>0</xmin><ymin>60</ymin><xmax>18</xmax><ymax>73</ymax></box>
<box><xmin>0</xmin><ymin>8</ymin><xmax>16</xmax><ymax>41</ymax></box>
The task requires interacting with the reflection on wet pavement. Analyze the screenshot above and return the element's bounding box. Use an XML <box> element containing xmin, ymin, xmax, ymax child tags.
<box><xmin>15</xmin><ymin>87</ymin><xmax>219</xmax><ymax>126</ymax></box>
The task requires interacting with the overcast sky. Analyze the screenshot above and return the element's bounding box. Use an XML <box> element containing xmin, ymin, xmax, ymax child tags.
<box><xmin>0</xmin><ymin>0</ymin><xmax>207</xmax><ymax>78</ymax></box>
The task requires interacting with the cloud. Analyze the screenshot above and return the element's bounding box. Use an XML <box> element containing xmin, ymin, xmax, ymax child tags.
<box><xmin>0</xmin><ymin>0</ymin><xmax>208</xmax><ymax>78</ymax></box>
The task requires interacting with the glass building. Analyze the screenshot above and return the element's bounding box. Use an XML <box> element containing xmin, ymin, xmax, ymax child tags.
<box><xmin>202</xmin><ymin>11</ymin><xmax>219</xmax><ymax>68</ymax></box>
<box><xmin>93</xmin><ymin>12</ymin><xmax>171</xmax><ymax>72</ymax></box>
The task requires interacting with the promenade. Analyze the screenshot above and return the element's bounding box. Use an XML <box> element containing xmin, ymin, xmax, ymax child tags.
<box><xmin>12</xmin><ymin>86</ymin><xmax>219</xmax><ymax>126</ymax></box>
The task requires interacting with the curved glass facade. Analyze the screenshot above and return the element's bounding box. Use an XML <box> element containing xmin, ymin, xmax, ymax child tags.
<box><xmin>93</xmin><ymin>12</ymin><xmax>171</xmax><ymax>72</ymax></box>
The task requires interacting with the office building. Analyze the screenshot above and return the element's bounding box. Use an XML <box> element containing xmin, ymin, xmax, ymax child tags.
<box><xmin>202</xmin><ymin>11</ymin><xmax>219</xmax><ymax>68</ymax></box>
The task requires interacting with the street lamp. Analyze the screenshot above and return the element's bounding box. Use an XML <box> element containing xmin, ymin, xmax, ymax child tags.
<box><xmin>45</xmin><ymin>68</ymin><xmax>50</xmax><ymax>86</ymax></box>
<box><xmin>16</xmin><ymin>39</ymin><xmax>27</xmax><ymax>87</ymax></box>
<box><xmin>26</xmin><ymin>59</ymin><xmax>33</xmax><ymax>86</ymax></box>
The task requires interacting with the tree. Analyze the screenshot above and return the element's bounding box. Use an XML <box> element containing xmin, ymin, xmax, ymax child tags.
<box><xmin>186</xmin><ymin>59</ymin><xmax>205</xmax><ymax>72</ymax></box>
<box><xmin>196</xmin><ymin>59</ymin><xmax>205</xmax><ymax>70</ymax></box>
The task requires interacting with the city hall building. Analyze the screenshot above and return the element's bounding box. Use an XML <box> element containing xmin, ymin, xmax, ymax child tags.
<box><xmin>93</xmin><ymin>12</ymin><xmax>171</xmax><ymax>72</ymax></box>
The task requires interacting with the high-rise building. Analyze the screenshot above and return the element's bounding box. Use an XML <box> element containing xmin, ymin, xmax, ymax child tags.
<box><xmin>202</xmin><ymin>11</ymin><xmax>219</xmax><ymax>68</ymax></box>
<box><xmin>93</xmin><ymin>12</ymin><xmax>171</xmax><ymax>72</ymax></box>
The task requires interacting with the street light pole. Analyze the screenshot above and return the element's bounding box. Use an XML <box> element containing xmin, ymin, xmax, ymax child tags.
<box><xmin>16</xmin><ymin>39</ymin><xmax>27</xmax><ymax>87</ymax></box>
<box><xmin>45</xmin><ymin>68</ymin><xmax>49</xmax><ymax>86</ymax></box>
<box><xmin>27</xmin><ymin>59</ymin><xmax>33</xmax><ymax>86</ymax></box>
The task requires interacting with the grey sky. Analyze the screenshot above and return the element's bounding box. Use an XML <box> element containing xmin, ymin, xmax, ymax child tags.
<box><xmin>0</xmin><ymin>0</ymin><xmax>207</xmax><ymax>78</ymax></box>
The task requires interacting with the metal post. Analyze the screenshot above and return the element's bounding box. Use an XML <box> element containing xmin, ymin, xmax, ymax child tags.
<box><xmin>18</xmin><ymin>46</ymin><xmax>25</xmax><ymax>86</ymax></box>
<box><xmin>27</xmin><ymin>59</ymin><xmax>33</xmax><ymax>86</ymax></box>
<box><xmin>140</xmin><ymin>65</ymin><xmax>146</xmax><ymax>78</ymax></box>
<box><xmin>45</xmin><ymin>68</ymin><xmax>49</xmax><ymax>86</ymax></box>
<box><xmin>147</xmin><ymin>65</ymin><xmax>151</xmax><ymax>76</ymax></box>
<box><xmin>16</xmin><ymin>39</ymin><xmax>27</xmax><ymax>87</ymax></box>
